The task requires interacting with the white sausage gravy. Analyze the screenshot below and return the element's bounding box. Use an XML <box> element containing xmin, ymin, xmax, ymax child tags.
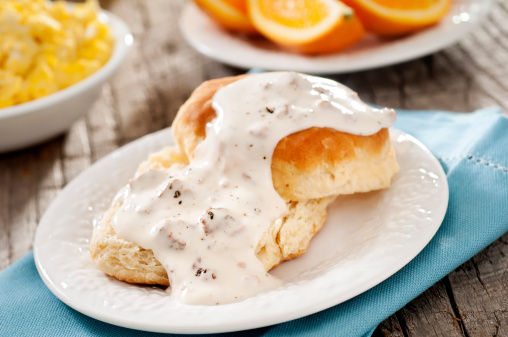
<box><xmin>111</xmin><ymin>72</ymin><xmax>396</xmax><ymax>305</ymax></box>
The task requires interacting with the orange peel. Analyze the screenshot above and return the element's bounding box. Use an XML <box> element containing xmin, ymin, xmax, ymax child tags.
<box><xmin>341</xmin><ymin>0</ymin><xmax>452</xmax><ymax>36</ymax></box>
<box><xmin>193</xmin><ymin>0</ymin><xmax>257</xmax><ymax>33</ymax></box>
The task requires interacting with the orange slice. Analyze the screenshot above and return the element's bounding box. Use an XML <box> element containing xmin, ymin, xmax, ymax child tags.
<box><xmin>193</xmin><ymin>0</ymin><xmax>257</xmax><ymax>33</ymax></box>
<box><xmin>341</xmin><ymin>0</ymin><xmax>451</xmax><ymax>36</ymax></box>
<box><xmin>247</xmin><ymin>0</ymin><xmax>365</xmax><ymax>55</ymax></box>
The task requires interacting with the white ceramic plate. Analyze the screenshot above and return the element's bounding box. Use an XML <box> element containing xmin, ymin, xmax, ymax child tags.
<box><xmin>180</xmin><ymin>0</ymin><xmax>491</xmax><ymax>74</ymax></box>
<box><xmin>34</xmin><ymin>128</ymin><xmax>448</xmax><ymax>334</ymax></box>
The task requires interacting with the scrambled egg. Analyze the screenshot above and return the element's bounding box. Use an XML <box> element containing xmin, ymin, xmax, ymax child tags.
<box><xmin>0</xmin><ymin>0</ymin><xmax>113</xmax><ymax>108</ymax></box>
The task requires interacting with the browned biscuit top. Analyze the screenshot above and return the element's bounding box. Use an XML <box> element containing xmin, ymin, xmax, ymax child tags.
<box><xmin>172</xmin><ymin>75</ymin><xmax>398</xmax><ymax>201</ymax></box>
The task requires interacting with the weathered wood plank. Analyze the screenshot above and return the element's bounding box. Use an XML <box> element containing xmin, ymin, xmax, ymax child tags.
<box><xmin>85</xmin><ymin>84</ymin><xmax>120</xmax><ymax>162</ymax></box>
<box><xmin>203</xmin><ymin>62</ymin><xmax>244</xmax><ymax>81</ymax></box>
<box><xmin>33</xmin><ymin>139</ymin><xmax>65</xmax><ymax>190</ymax></box>
<box><xmin>400</xmin><ymin>54</ymin><xmax>471</xmax><ymax>112</ymax></box>
<box><xmin>373</xmin><ymin>314</ymin><xmax>405</xmax><ymax>337</ymax></box>
<box><xmin>365</xmin><ymin>67</ymin><xmax>405</xmax><ymax>109</ymax></box>
<box><xmin>7</xmin><ymin>151</ymin><xmax>38</xmax><ymax>263</ymax></box>
<box><xmin>101</xmin><ymin>0</ymin><xmax>164</xmax><ymax>143</ymax></box>
<box><xmin>32</xmin><ymin>139</ymin><xmax>65</xmax><ymax>230</ymax></box>
<box><xmin>344</xmin><ymin>71</ymin><xmax>376</xmax><ymax>104</ymax></box>
<box><xmin>398</xmin><ymin>58</ymin><xmax>444</xmax><ymax>95</ymax></box>
<box><xmin>448</xmin><ymin>235</ymin><xmax>508</xmax><ymax>337</ymax></box>
<box><xmin>441</xmin><ymin>45</ymin><xmax>508</xmax><ymax>111</ymax></box>
<box><xmin>0</xmin><ymin>161</ymin><xmax>10</xmax><ymax>270</ymax></box>
<box><xmin>61</xmin><ymin>119</ymin><xmax>92</xmax><ymax>183</ymax></box>
<box><xmin>399</xmin><ymin>281</ymin><xmax>465</xmax><ymax>337</ymax></box>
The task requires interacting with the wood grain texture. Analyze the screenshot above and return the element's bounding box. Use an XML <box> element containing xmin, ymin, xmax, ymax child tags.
<box><xmin>448</xmin><ymin>239</ymin><xmax>508</xmax><ymax>337</ymax></box>
<box><xmin>0</xmin><ymin>0</ymin><xmax>507</xmax><ymax>336</ymax></box>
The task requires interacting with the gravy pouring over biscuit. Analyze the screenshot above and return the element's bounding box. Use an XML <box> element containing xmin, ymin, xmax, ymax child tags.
<box><xmin>90</xmin><ymin>72</ymin><xmax>399</xmax><ymax>305</ymax></box>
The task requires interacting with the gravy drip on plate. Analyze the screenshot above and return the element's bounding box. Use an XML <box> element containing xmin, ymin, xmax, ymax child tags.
<box><xmin>111</xmin><ymin>72</ymin><xmax>396</xmax><ymax>305</ymax></box>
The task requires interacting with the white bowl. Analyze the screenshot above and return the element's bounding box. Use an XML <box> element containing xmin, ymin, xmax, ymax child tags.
<box><xmin>0</xmin><ymin>10</ymin><xmax>133</xmax><ymax>153</ymax></box>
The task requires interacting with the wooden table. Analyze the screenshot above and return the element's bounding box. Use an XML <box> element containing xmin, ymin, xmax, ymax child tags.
<box><xmin>1</xmin><ymin>1</ymin><xmax>507</xmax><ymax>335</ymax></box>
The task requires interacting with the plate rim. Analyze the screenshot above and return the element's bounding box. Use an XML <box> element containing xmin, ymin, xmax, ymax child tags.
<box><xmin>34</xmin><ymin>127</ymin><xmax>449</xmax><ymax>334</ymax></box>
<box><xmin>179</xmin><ymin>0</ymin><xmax>492</xmax><ymax>74</ymax></box>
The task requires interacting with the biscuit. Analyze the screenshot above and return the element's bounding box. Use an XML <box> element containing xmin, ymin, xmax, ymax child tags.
<box><xmin>90</xmin><ymin>74</ymin><xmax>399</xmax><ymax>286</ymax></box>
<box><xmin>90</xmin><ymin>146</ymin><xmax>336</xmax><ymax>285</ymax></box>
<box><xmin>172</xmin><ymin>75</ymin><xmax>399</xmax><ymax>201</ymax></box>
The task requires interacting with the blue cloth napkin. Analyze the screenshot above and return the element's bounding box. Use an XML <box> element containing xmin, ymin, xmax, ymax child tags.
<box><xmin>1</xmin><ymin>107</ymin><xmax>507</xmax><ymax>337</ymax></box>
